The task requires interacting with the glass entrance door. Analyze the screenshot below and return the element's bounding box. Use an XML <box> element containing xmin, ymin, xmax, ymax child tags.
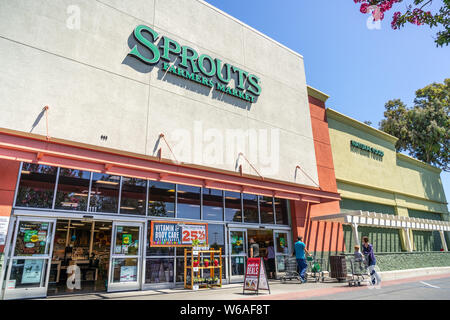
<box><xmin>228</xmin><ymin>228</ymin><xmax>247</xmax><ymax>283</ymax></box>
<box><xmin>273</xmin><ymin>231</ymin><xmax>290</xmax><ymax>277</ymax></box>
<box><xmin>107</xmin><ymin>222</ymin><xmax>143</xmax><ymax>292</ymax></box>
<box><xmin>3</xmin><ymin>217</ymin><xmax>56</xmax><ymax>300</ymax></box>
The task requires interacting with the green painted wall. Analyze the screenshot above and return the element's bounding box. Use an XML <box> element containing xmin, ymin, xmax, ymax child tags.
<box><xmin>408</xmin><ymin>209</ymin><xmax>448</xmax><ymax>251</ymax></box>
<box><xmin>327</xmin><ymin>108</ymin><xmax>448</xmax><ymax>216</ymax></box>
<box><xmin>340</xmin><ymin>198</ymin><xmax>396</xmax><ymax>215</ymax></box>
<box><xmin>308</xmin><ymin>251</ymin><xmax>450</xmax><ymax>273</ymax></box>
<box><xmin>343</xmin><ymin>252</ymin><xmax>450</xmax><ymax>271</ymax></box>
<box><xmin>343</xmin><ymin>225</ymin><xmax>403</xmax><ymax>253</ymax></box>
<box><xmin>340</xmin><ymin>199</ymin><xmax>403</xmax><ymax>253</ymax></box>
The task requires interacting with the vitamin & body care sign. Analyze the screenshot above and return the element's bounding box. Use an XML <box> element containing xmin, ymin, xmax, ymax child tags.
<box><xmin>150</xmin><ymin>221</ymin><xmax>208</xmax><ymax>247</ymax></box>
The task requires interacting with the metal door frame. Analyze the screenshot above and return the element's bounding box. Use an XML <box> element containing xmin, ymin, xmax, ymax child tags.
<box><xmin>273</xmin><ymin>230</ymin><xmax>291</xmax><ymax>277</ymax></box>
<box><xmin>107</xmin><ymin>221</ymin><xmax>144</xmax><ymax>292</ymax></box>
<box><xmin>2</xmin><ymin>216</ymin><xmax>56</xmax><ymax>300</ymax></box>
<box><xmin>227</xmin><ymin>227</ymin><xmax>247</xmax><ymax>283</ymax></box>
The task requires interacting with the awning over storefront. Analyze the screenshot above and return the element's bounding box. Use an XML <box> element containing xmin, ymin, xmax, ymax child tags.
<box><xmin>311</xmin><ymin>210</ymin><xmax>450</xmax><ymax>251</ymax></box>
<box><xmin>0</xmin><ymin>128</ymin><xmax>341</xmax><ymax>203</ymax></box>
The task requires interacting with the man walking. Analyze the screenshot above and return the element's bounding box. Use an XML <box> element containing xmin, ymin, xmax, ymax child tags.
<box><xmin>294</xmin><ymin>236</ymin><xmax>310</xmax><ymax>283</ymax></box>
<box><xmin>249</xmin><ymin>238</ymin><xmax>259</xmax><ymax>258</ymax></box>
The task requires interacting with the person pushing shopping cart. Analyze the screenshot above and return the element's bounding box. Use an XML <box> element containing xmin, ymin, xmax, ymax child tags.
<box><xmin>293</xmin><ymin>236</ymin><xmax>311</xmax><ymax>283</ymax></box>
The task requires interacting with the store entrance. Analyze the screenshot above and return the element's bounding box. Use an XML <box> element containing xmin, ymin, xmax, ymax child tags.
<box><xmin>47</xmin><ymin>219</ymin><xmax>112</xmax><ymax>296</ymax></box>
<box><xmin>247</xmin><ymin>229</ymin><xmax>274</xmax><ymax>258</ymax></box>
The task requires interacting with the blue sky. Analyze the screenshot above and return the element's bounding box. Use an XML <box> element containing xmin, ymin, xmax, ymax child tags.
<box><xmin>204</xmin><ymin>0</ymin><xmax>450</xmax><ymax>206</ymax></box>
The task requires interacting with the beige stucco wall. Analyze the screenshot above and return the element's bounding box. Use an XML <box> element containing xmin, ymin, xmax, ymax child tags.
<box><xmin>327</xmin><ymin>109</ymin><xmax>448</xmax><ymax>215</ymax></box>
<box><xmin>0</xmin><ymin>0</ymin><xmax>318</xmax><ymax>186</ymax></box>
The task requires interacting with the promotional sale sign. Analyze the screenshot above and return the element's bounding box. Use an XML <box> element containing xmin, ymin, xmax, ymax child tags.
<box><xmin>243</xmin><ymin>258</ymin><xmax>270</xmax><ymax>295</ymax></box>
<box><xmin>150</xmin><ymin>221</ymin><xmax>208</xmax><ymax>247</ymax></box>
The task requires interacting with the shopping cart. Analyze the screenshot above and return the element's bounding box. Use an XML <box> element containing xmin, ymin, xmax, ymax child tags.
<box><xmin>280</xmin><ymin>257</ymin><xmax>302</xmax><ymax>283</ymax></box>
<box><xmin>348</xmin><ymin>257</ymin><xmax>369</xmax><ymax>286</ymax></box>
<box><xmin>306</xmin><ymin>256</ymin><xmax>325</xmax><ymax>283</ymax></box>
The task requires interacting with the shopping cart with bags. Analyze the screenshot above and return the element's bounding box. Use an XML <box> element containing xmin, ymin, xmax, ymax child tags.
<box><xmin>280</xmin><ymin>257</ymin><xmax>302</xmax><ymax>283</ymax></box>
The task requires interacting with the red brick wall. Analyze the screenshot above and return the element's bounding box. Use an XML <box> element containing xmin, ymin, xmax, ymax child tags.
<box><xmin>290</xmin><ymin>94</ymin><xmax>344</xmax><ymax>253</ymax></box>
<box><xmin>0</xmin><ymin>159</ymin><xmax>20</xmax><ymax>252</ymax></box>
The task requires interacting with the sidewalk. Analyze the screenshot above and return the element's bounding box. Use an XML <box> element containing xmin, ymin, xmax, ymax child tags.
<box><xmin>43</xmin><ymin>267</ymin><xmax>450</xmax><ymax>300</ymax></box>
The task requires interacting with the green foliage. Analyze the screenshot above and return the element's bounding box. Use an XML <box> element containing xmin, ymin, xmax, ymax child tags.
<box><xmin>356</xmin><ymin>0</ymin><xmax>450</xmax><ymax>47</ymax></box>
<box><xmin>379</xmin><ymin>79</ymin><xmax>450</xmax><ymax>171</ymax></box>
<box><xmin>393</xmin><ymin>0</ymin><xmax>450</xmax><ymax>47</ymax></box>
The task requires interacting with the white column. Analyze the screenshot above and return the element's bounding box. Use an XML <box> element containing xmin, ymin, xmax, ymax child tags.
<box><xmin>439</xmin><ymin>231</ymin><xmax>448</xmax><ymax>252</ymax></box>
<box><xmin>404</xmin><ymin>227</ymin><xmax>413</xmax><ymax>252</ymax></box>
<box><xmin>351</xmin><ymin>223</ymin><xmax>360</xmax><ymax>248</ymax></box>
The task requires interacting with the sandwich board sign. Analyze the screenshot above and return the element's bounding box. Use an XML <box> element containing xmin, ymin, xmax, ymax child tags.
<box><xmin>243</xmin><ymin>258</ymin><xmax>270</xmax><ymax>295</ymax></box>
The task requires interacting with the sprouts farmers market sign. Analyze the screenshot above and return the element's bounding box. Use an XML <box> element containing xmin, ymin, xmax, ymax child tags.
<box><xmin>128</xmin><ymin>25</ymin><xmax>261</xmax><ymax>104</ymax></box>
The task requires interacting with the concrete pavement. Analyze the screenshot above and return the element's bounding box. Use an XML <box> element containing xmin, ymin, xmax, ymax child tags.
<box><xmin>43</xmin><ymin>267</ymin><xmax>450</xmax><ymax>300</ymax></box>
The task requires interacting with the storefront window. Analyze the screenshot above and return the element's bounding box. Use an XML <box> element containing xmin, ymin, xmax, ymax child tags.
<box><xmin>275</xmin><ymin>198</ymin><xmax>289</xmax><ymax>225</ymax></box>
<box><xmin>89</xmin><ymin>173</ymin><xmax>121</xmax><ymax>213</ymax></box>
<box><xmin>145</xmin><ymin>258</ymin><xmax>174</xmax><ymax>284</ymax></box>
<box><xmin>55</xmin><ymin>168</ymin><xmax>91</xmax><ymax>211</ymax></box>
<box><xmin>112</xmin><ymin>258</ymin><xmax>138</xmax><ymax>283</ymax></box>
<box><xmin>243</xmin><ymin>193</ymin><xmax>259</xmax><ymax>224</ymax></box>
<box><xmin>9</xmin><ymin>259</ymin><xmax>48</xmax><ymax>288</ymax></box>
<box><xmin>15</xmin><ymin>164</ymin><xmax>57</xmax><ymax>208</ymax></box>
<box><xmin>148</xmin><ymin>181</ymin><xmax>175</xmax><ymax>217</ymax></box>
<box><xmin>176</xmin><ymin>185</ymin><xmax>201</xmax><ymax>220</ymax></box>
<box><xmin>146</xmin><ymin>224</ymin><xmax>175</xmax><ymax>256</ymax></box>
<box><xmin>224</xmin><ymin>191</ymin><xmax>242</xmax><ymax>222</ymax></box>
<box><xmin>208</xmin><ymin>224</ymin><xmax>225</xmax><ymax>253</ymax></box>
<box><xmin>120</xmin><ymin>177</ymin><xmax>146</xmax><ymax>215</ymax></box>
<box><xmin>114</xmin><ymin>225</ymin><xmax>140</xmax><ymax>256</ymax></box>
<box><xmin>260</xmin><ymin>196</ymin><xmax>275</xmax><ymax>224</ymax></box>
<box><xmin>276</xmin><ymin>255</ymin><xmax>287</xmax><ymax>273</ymax></box>
<box><xmin>14</xmin><ymin>221</ymin><xmax>52</xmax><ymax>256</ymax></box>
<box><xmin>275</xmin><ymin>232</ymin><xmax>289</xmax><ymax>255</ymax></box>
<box><xmin>175</xmin><ymin>257</ymin><xmax>186</xmax><ymax>283</ymax></box>
<box><xmin>203</xmin><ymin>188</ymin><xmax>223</xmax><ymax>221</ymax></box>
<box><xmin>230</xmin><ymin>230</ymin><xmax>245</xmax><ymax>255</ymax></box>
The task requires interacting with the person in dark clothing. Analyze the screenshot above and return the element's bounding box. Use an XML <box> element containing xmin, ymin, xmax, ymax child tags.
<box><xmin>249</xmin><ymin>238</ymin><xmax>259</xmax><ymax>258</ymax></box>
<box><xmin>265</xmin><ymin>241</ymin><xmax>276</xmax><ymax>279</ymax></box>
<box><xmin>362</xmin><ymin>236</ymin><xmax>381</xmax><ymax>285</ymax></box>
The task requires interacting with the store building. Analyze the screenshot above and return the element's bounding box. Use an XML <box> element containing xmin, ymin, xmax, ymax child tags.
<box><xmin>0</xmin><ymin>0</ymin><xmax>342</xmax><ymax>299</ymax></box>
<box><xmin>311</xmin><ymin>103</ymin><xmax>450</xmax><ymax>269</ymax></box>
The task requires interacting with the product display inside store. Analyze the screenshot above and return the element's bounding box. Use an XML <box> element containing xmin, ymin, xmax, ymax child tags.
<box><xmin>47</xmin><ymin>219</ymin><xmax>112</xmax><ymax>295</ymax></box>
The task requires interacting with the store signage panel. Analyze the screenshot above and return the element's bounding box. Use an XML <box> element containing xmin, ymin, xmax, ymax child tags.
<box><xmin>21</xmin><ymin>260</ymin><xmax>44</xmax><ymax>284</ymax></box>
<box><xmin>150</xmin><ymin>221</ymin><xmax>208</xmax><ymax>247</ymax></box>
<box><xmin>0</xmin><ymin>216</ymin><xmax>10</xmax><ymax>245</ymax></box>
<box><xmin>243</xmin><ymin>258</ymin><xmax>270</xmax><ymax>294</ymax></box>
<box><xmin>120</xmin><ymin>266</ymin><xmax>137</xmax><ymax>282</ymax></box>
<box><xmin>128</xmin><ymin>25</ymin><xmax>261</xmax><ymax>104</ymax></box>
<box><xmin>350</xmin><ymin>140</ymin><xmax>384</xmax><ymax>158</ymax></box>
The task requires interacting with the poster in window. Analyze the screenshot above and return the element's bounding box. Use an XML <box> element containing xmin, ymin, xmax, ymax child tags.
<box><xmin>0</xmin><ymin>216</ymin><xmax>9</xmax><ymax>245</ymax></box>
<box><xmin>120</xmin><ymin>266</ymin><xmax>137</xmax><ymax>282</ymax></box>
<box><xmin>21</xmin><ymin>259</ymin><xmax>44</xmax><ymax>284</ymax></box>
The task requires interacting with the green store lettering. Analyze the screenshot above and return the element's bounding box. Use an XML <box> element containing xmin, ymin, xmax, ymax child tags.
<box><xmin>128</xmin><ymin>25</ymin><xmax>261</xmax><ymax>103</ymax></box>
<box><xmin>350</xmin><ymin>140</ymin><xmax>384</xmax><ymax>157</ymax></box>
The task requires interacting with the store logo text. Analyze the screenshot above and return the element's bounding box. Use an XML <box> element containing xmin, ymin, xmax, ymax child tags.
<box><xmin>128</xmin><ymin>25</ymin><xmax>261</xmax><ymax>104</ymax></box>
